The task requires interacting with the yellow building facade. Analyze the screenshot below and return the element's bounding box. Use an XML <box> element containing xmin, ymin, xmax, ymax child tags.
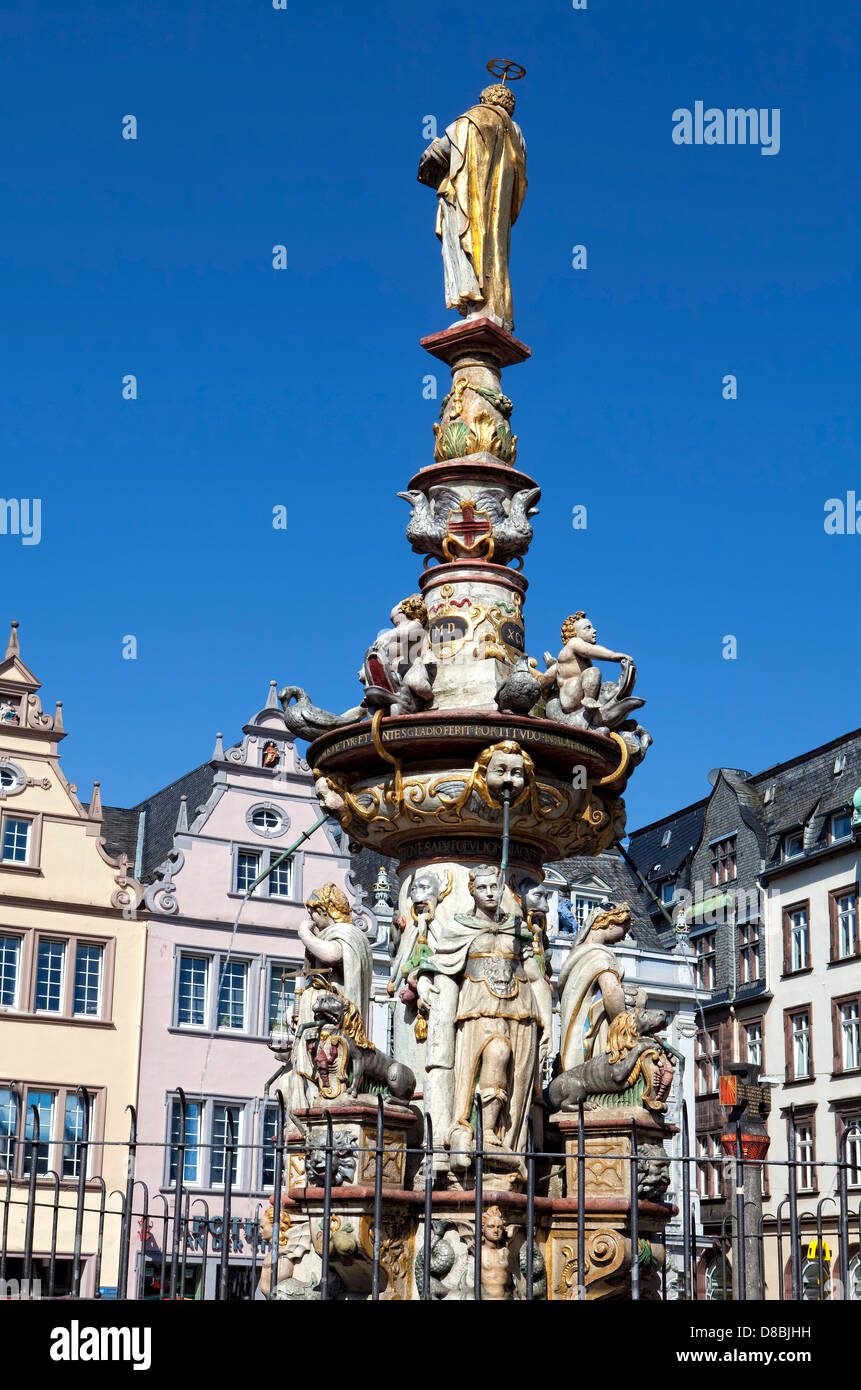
<box><xmin>0</xmin><ymin>622</ymin><xmax>145</xmax><ymax>1296</ymax></box>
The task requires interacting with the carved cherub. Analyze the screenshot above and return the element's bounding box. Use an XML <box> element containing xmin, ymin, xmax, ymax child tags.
<box><xmin>540</xmin><ymin>612</ymin><xmax>644</xmax><ymax>733</ymax></box>
<box><xmin>359</xmin><ymin>594</ymin><xmax>436</xmax><ymax>715</ymax></box>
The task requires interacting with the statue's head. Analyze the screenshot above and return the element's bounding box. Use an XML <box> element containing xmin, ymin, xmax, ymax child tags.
<box><xmin>391</xmin><ymin>593</ymin><xmax>427</xmax><ymax>627</ymax></box>
<box><xmin>480</xmin><ymin>83</ymin><xmax>515</xmax><ymax>116</ymax></box>
<box><xmin>578</xmin><ymin>901</ymin><xmax>632</xmax><ymax>948</ymax></box>
<box><xmin>469</xmin><ymin>864</ymin><xmax>502</xmax><ymax>914</ymax></box>
<box><xmin>561</xmin><ymin>611</ymin><xmax>596</xmax><ymax>645</ymax></box>
<box><xmin>482</xmin><ymin>1205</ymin><xmax>507</xmax><ymax>1243</ymax></box>
<box><xmin>475</xmin><ymin>739</ymin><xmax>532</xmax><ymax>806</ymax></box>
<box><xmin>306</xmin><ymin>882</ymin><xmax>352</xmax><ymax>926</ymax></box>
<box><xmin>409</xmin><ymin>869</ymin><xmax>442</xmax><ymax>911</ymax></box>
<box><xmin>521</xmin><ymin>879</ymin><xmax>551</xmax><ymax>916</ymax></box>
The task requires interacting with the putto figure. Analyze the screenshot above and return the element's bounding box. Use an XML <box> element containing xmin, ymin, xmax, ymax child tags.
<box><xmin>540</xmin><ymin>611</ymin><xmax>645</xmax><ymax>736</ymax></box>
<box><xmin>418</xmin><ymin>80</ymin><xmax>527</xmax><ymax>332</ymax></box>
<box><xmin>360</xmin><ymin>594</ymin><xmax>436</xmax><ymax>716</ymax></box>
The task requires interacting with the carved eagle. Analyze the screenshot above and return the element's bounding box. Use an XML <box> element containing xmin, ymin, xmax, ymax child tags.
<box><xmin>397</xmin><ymin>485</ymin><xmax>541</xmax><ymax>564</ymax></box>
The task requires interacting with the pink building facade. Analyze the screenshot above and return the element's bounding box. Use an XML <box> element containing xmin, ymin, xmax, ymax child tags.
<box><xmin>102</xmin><ymin>683</ymin><xmax>359</xmax><ymax>1298</ymax></box>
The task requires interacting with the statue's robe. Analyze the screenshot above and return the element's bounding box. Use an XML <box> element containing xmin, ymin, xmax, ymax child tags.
<box><xmin>290</xmin><ymin>921</ymin><xmax>373</xmax><ymax>1108</ymax></box>
<box><xmin>557</xmin><ymin>938</ymin><xmax>624</xmax><ymax>1072</ymax></box>
<box><xmin>435</xmin><ymin>103</ymin><xmax>527</xmax><ymax>331</ymax></box>
<box><xmin>429</xmin><ymin>911</ymin><xmax>542</xmax><ymax>1156</ymax></box>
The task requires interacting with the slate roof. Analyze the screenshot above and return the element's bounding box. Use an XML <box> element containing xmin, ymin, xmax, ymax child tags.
<box><xmin>751</xmin><ymin>727</ymin><xmax>861</xmax><ymax>871</ymax></box>
<box><xmin>627</xmin><ymin>726</ymin><xmax>861</xmax><ymax>885</ymax></box>
<box><xmin>99</xmin><ymin>805</ymin><xmax>142</xmax><ymax>866</ymax></box>
<box><xmin>102</xmin><ymin>761</ymin><xmax>216</xmax><ymax>883</ymax></box>
<box><xmin>626</xmin><ymin>801</ymin><xmax>707</xmax><ymax>885</ymax></box>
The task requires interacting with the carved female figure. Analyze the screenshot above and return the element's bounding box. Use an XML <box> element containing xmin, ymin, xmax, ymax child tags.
<box><xmin>290</xmin><ymin>883</ymin><xmax>373</xmax><ymax>1110</ymax></box>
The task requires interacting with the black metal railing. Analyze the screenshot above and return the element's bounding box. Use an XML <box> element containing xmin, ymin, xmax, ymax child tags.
<box><xmin>0</xmin><ymin>1091</ymin><xmax>859</xmax><ymax>1301</ymax></box>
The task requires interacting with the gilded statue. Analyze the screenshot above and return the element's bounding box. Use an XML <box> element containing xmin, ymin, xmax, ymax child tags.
<box><xmin>418</xmin><ymin>80</ymin><xmax>527</xmax><ymax>332</ymax></box>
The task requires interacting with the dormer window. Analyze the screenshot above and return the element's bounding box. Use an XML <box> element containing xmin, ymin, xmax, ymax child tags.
<box><xmin>763</xmin><ymin>785</ymin><xmax>775</xmax><ymax>804</ymax></box>
<box><xmin>783</xmin><ymin>830</ymin><xmax>804</xmax><ymax>861</ymax></box>
<box><xmin>661</xmin><ymin>829</ymin><xmax>672</xmax><ymax>848</ymax></box>
<box><xmin>830</xmin><ymin>812</ymin><xmax>853</xmax><ymax>844</ymax></box>
<box><xmin>834</xmin><ymin>753</ymin><xmax>847</xmax><ymax>775</ymax></box>
<box><xmin>661</xmin><ymin>881</ymin><xmax>675</xmax><ymax>905</ymax></box>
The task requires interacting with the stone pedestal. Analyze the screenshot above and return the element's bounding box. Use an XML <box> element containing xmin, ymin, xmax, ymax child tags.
<box><xmin>544</xmin><ymin>1109</ymin><xmax>674</xmax><ymax>1300</ymax></box>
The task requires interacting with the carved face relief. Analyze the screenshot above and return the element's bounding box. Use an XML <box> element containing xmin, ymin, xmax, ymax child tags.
<box><xmin>473</xmin><ymin>872</ymin><xmax>501</xmax><ymax>915</ymax></box>
<box><xmin>409</xmin><ymin>872</ymin><xmax>440</xmax><ymax>913</ymax></box>
<box><xmin>485</xmin><ymin>748</ymin><xmax>525</xmax><ymax>799</ymax></box>
<box><xmin>523</xmin><ymin>884</ymin><xmax>551</xmax><ymax>916</ymax></box>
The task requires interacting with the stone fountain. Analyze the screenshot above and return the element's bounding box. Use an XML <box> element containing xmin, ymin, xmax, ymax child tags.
<box><xmin>265</xmin><ymin>62</ymin><xmax>674</xmax><ymax>1300</ymax></box>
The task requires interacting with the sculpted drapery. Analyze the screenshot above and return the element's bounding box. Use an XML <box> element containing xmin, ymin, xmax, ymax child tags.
<box><xmin>421</xmin><ymin>86</ymin><xmax>527</xmax><ymax>332</ymax></box>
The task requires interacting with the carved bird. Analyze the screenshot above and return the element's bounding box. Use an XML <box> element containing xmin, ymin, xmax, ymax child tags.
<box><xmin>494</xmin><ymin>658</ymin><xmax>543</xmax><ymax>715</ymax></box>
<box><xmin>397</xmin><ymin>485</ymin><xmax>541</xmax><ymax>564</ymax></box>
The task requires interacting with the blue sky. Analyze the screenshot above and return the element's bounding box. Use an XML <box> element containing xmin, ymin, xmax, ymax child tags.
<box><xmin>2</xmin><ymin>0</ymin><xmax>858</xmax><ymax>832</ymax></box>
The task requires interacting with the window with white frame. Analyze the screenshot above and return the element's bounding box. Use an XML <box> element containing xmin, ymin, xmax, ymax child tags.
<box><xmin>1</xmin><ymin>816</ymin><xmax>31</xmax><ymax>864</ymax></box>
<box><xmin>167</xmin><ymin>1097</ymin><xmax>244</xmax><ymax>1189</ymax></box>
<box><xmin>695</xmin><ymin>1029</ymin><xmax>719</xmax><ymax>1095</ymax></box>
<box><xmin>216</xmin><ymin>960</ymin><xmax>248</xmax><ymax>1032</ymax></box>
<box><xmin>830</xmin><ymin>811</ymin><xmax>853</xmax><ymax>843</ymax></box>
<box><xmin>61</xmin><ymin>1094</ymin><xmax>95</xmax><ymax>1180</ymax></box>
<box><xmin>234</xmin><ymin>847</ymin><xmax>294</xmax><ymax>899</ymax></box>
<box><xmin>0</xmin><ymin>1087</ymin><xmax>17</xmax><ymax>1170</ymax></box>
<box><xmin>0</xmin><ymin>1084</ymin><xmax>100</xmax><ymax>1181</ymax></box>
<box><xmin>795</xmin><ymin>1121</ymin><xmax>816</xmax><ymax>1191</ymax></box>
<box><xmin>34</xmin><ymin>939</ymin><xmax>66</xmax><ymax>1012</ymax></box>
<box><xmin>235</xmin><ymin>850</ymin><xmax>261</xmax><ymax>895</ymax></box>
<box><xmin>73</xmin><ymin>943</ymin><xmax>103</xmax><ymax>1018</ymax></box>
<box><xmin>177</xmin><ymin>955</ymin><xmax>209</xmax><ymax>1027</ymax></box>
<box><xmin>210</xmin><ymin>1104</ymin><xmax>241</xmax><ymax>1186</ymax></box>
<box><xmin>841</xmin><ymin>1002</ymin><xmax>860</xmax><ymax>1071</ymax></box>
<box><xmin>836</xmin><ymin>893</ymin><xmax>858</xmax><ymax>959</ymax></box>
<box><xmin>248</xmin><ymin>805</ymin><xmax>284</xmax><ymax>838</ymax></box>
<box><xmin>175</xmin><ymin>953</ymin><xmax>253</xmax><ymax>1033</ymax></box>
<box><xmin>260</xmin><ymin>1103</ymin><xmax>280</xmax><ymax>1187</ymax></box>
<box><xmin>840</xmin><ymin>1118</ymin><xmax>861</xmax><ymax>1187</ymax></box>
<box><xmin>266</xmin><ymin>962</ymin><xmax>296</xmax><ymax>1032</ymax></box>
<box><xmin>744</xmin><ymin>1020</ymin><xmax>763</xmax><ymax>1068</ymax></box>
<box><xmin>710</xmin><ymin>836</ymin><xmax>737</xmax><ymax>886</ymax></box>
<box><xmin>694</xmin><ymin>934</ymin><xmax>716</xmax><ymax>990</ymax></box>
<box><xmin>850</xmin><ymin>1254</ymin><xmax>861</xmax><ymax>1301</ymax></box>
<box><xmin>704</xmin><ymin>1253</ymin><xmax>731</xmax><ymax>1300</ymax></box>
<box><xmin>696</xmin><ymin>1133</ymin><xmax>722</xmax><ymax>1199</ymax></box>
<box><xmin>573</xmin><ymin>894</ymin><xmax>603</xmax><ymax>928</ymax></box>
<box><xmin>783</xmin><ymin>830</ymin><xmax>804</xmax><ymax>862</ymax></box>
<box><xmin>789</xmin><ymin>908</ymin><xmax>809</xmax><ymax>973</ymax></box>
<box><xmin>168</xmin><ymin>1098</ymin><xmax>202</xmax><ymax>1185</ymax></box>
<box><xmin>791</xmin><ymin>1011</ymin><xmax>811</xmax><ymax>1079</ymax></box>
<box><xmin>738</xmin><ymin>922</ymin><xmax>760</xmax><ymax>983</ymax></box>
<box><xmin>0</xmin><ymin>934</ymin><xmax>21</xmax><ymax>1008</ymax></box>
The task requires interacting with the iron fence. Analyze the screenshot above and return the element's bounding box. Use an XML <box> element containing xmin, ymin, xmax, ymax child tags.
<box><xmin>1</xmin><ymin>1089</ymin><xmax>859</xmax><ymax>1301</ymax></box>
